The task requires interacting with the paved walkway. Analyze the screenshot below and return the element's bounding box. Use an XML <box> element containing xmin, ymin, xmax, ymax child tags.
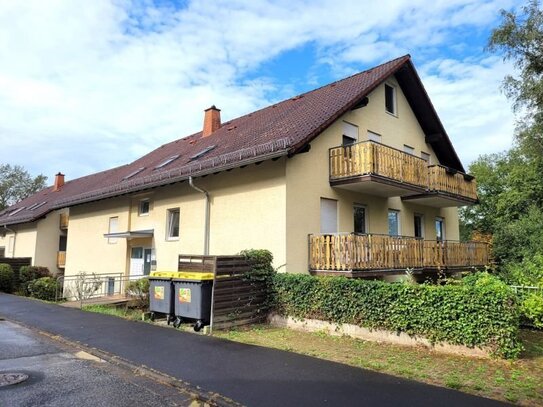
<box><xmin>0</xmin><ymin>294</ymin><xmax>507</xmax><ymax>407</ymax></box>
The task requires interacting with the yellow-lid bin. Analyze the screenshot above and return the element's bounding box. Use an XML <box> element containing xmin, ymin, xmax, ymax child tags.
<box><xmin>150</xmin><ymin>271</ymin><xmax>214</xmax><ymax>280</ymax></box>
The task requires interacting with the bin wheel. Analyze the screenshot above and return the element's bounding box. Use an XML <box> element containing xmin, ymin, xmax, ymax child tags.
<box><xmin>149</xmin><ymin>312</ymin><xmax>155</xmax><ymax>322</ymax></box>
<box><xmin>167</xmin><ymin>315</ymin><xmax>174</xmax><ymax>325</ymax></box>
<box><xmin>194</xmin><ymin>320</ymin><xmax>204</xmax><ymax>332</ymax></box>
<box><xmin>173</xmin><ymin>317</ymin><xmax>182</xmax><ymax>329</ymax></box>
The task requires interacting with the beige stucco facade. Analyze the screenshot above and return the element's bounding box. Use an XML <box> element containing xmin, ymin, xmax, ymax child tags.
<box><xmin>64</xmin><ymin>159</ymin><xmax>286</xmax><ymax>277</ymax></box>
<box><xmin>0</xmin><ymin>209</ymin><xmax>67</xmax><ymax>274</ymax></box>
<box><xmin>285</xmin><ymin>77</ymin><xmax>459</xmax><ymax>273</ymax></box>
<box><xmin>4</xmin><ymin>74</ymin><xmax>465</xmax><ymax>278</ymax></box>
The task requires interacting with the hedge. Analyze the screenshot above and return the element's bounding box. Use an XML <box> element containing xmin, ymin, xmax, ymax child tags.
<box><xmin>0</xmin><ymin>263</ymin><xmax>14</xmax><ymax>293</ymax></box>
<box><xmin>273</xmin><ymin>272</ymin><xmax>522</xmax><ymax>359</ymax></box>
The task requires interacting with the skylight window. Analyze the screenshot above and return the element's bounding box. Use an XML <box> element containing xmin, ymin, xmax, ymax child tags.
<box><xmin>155</xmin><ymin>155</ymin><xmax>180</xmax><ymax>170</ymax></box>
<box><xmin>9</xmin><ymin>207</ymin><xmax>26</xmax><ymax>217</ymax></box>
<box><xmin>122</xmin><ymin>167</ymin><xmax>145</xmax><ymax>181</ymax></box>
<box><xmin>29</xmin><ymin>201</ymin><xmax>47</xmax><ymax>211</ymax></box>
<box><xmin>190</xmin><ymin>145</ymin><xmax>216</xmax><ymax>161</ymax></box>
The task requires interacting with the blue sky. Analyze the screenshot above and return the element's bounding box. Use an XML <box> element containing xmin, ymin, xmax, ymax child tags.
<box><xmin>0</xmin><ymin>0</ymin><xmax>522</xmax><ymax>182</ymax></box>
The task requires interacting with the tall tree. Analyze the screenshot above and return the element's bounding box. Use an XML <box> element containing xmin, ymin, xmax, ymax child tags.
<box><xmin>488</xmin><ymin>0</ymin><xmax>543</xmax><ymax>156</ymax></box>
<box><xmin>461</xmin><ymin>1</ymin><xmax>543</xmax><ymax>265</ymax></box>
<box><xmin>0</xmin><ymin>164</ymin><xmax>47</xmax><ymax>211</ymax></box>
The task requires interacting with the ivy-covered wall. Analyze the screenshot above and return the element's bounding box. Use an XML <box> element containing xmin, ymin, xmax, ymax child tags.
<box><xmin>273</xmin><ymin>273</ymin><xmax>522</xmax><ymax>359</ymax></box>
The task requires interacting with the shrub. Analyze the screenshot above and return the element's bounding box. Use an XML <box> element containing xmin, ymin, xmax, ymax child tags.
<box><xmin>520</xmin><ymin>293</ymin><xmax>543</xmax><ymax>328</ymax></box>
<box><xmin>502</xmin><ymin>254</ymin><xmax>543</xmax><ymax>287</ymax></box>
<box><xmin>240</xmin><ymin>249</ymin><xmax>276</xmax><ymax>313</ymax></box>
<box><xmin>27</xmin><ymin>277</ymin><xmax>60</xmax><ymax>301</ymax></box>
<box><xmin>19</xmin><ymin>266</ymin><xmax>51</xmax><ymax>295</ymax></box>
<box><xmin>125</xmin><ymin>278</ymin><xmax>150</xmax><ymax>309</ymax></box>
<box><xmin>0</xmin><ymin>263</ymin><xmax>14</xmax><ymax>293</ymax></box>
<box><xmin>273</xmin><ymin>272</ymin><xmax>522</xmax><ymax>359</ymax></box>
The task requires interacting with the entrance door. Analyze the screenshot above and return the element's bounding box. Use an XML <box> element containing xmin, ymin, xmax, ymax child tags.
<box><xmin>143</xmin><ymin>248</ymin><xmax>152</xmax><ymax>276</ymax></box>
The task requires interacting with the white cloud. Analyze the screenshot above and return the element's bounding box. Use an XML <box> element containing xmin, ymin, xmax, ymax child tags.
<box><xmin>0</xmin><ymin>0</ymin><xmax>522</xmax><ymax>181</ymax></box>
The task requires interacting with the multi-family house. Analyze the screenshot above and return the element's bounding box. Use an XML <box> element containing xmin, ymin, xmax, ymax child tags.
<box><xmin>0</xmin><ymin>55</ymin><xmax>489</xmax><ymax>284</ymax></box>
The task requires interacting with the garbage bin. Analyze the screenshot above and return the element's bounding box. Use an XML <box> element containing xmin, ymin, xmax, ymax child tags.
<box><xmin>172</xmin><ymin>272</ymin><xmax>214</xmax><ymax>331</ymax></box>
<box><xmin>148</xmin><ymin>272</ymin><xmax>176</xmax><ymax>324</ymax></box>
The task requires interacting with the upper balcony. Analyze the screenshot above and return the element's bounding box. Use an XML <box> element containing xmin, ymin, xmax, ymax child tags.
<box><xmin>329</xmin><ymin>141</ymin><xmax>477</xmax><ymax>207</ymax></box>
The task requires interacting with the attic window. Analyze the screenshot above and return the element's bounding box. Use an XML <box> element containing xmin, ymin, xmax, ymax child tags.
<box><xmin>28</xmin><ymin>201</ymin><xmax>47</xmax><ymax>211</ymax></box>
<box><xmin>155</xmin><ymin>155</ymin><xmax>180</xmax><ymax>170</ymax></box>
<box><xmin>190</xmin><ymin>145</ymin><xmax>216</xmax><ymax>160</ymax></box>
<box><xmin>385</xmin><ymin>83</ymin><xmax>396</xmax><ymax>115</ymax></box>
<box><xmin>122</xmin><ymin>167</ymin><xmax>145</xmax><ymax>180</ymax></box>
<box><xmin>8</xmin><ymin>207</ymin><xmax>25</xmax><ymax>217</ymax></box>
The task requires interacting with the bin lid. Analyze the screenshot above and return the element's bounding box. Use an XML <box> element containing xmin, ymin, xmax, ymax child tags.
<box><xmin>150</xmin><ymin>271</ymin><xmax>177</xmax><ymax>278</ymax></box>
<box><xmin>173</xmin><ymin>272</ymin><xmax>214</xmax><ymax>281</ymax></box>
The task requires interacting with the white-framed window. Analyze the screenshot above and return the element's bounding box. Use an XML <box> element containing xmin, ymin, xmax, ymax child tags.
<box><xmin>0</xmin><ymin>246</ymin><xmax>5</xmax><ymax>257</ymax></box>
<box><xmin>342</xmin><ymin>121</ymin><xmax>358</xmax><ymax>145</ymax></box>
<box><xmin>108</xmin><ymin>216</ymin><xmax>119</xmax><ymax>244</ymax></box>
<box><xmin>388</xmin><ymin>209</ymin><xmax>400</xmax><ymax>236</ymax></box>
<box><xmin>436</xmin><ymin>217</ymin><xmax>445</xmax><ymax>241</ymax></box>
<box><xmin>368</xmin><ymin>131</ymin><xmax>382</xmax><ymax>143</ymax></box>
<box><xmin>166</xmin><ymin>208</ymin><xmax>180</xmax><ymax>240</ymax></box>
<box><xmin>414</xmin><ymin>214</ymin><xmax>424</xmax><ymax>238</ymax></box>
<box><xmin>421</xmin><ymin>152</ymin><xmax>431</xmax><ymax>164</ymax></box>
<box><xmin>353</xmin><ymin>204</ymin><xmax>367</xmax><ymax>234</ymax></box>
<box><xmin>385</xmin><ymin>83</ymin><xmax>397</xmax><ymax>115</ymax></box>
<box><xmin>403</xmin><ymin>145</ymin><xmax>415</xmax><ymax>155</ymax></box>
<box><xmin>139</xmin><ymin>199</ymin><xmax>150</xmax><ymax>216</ymax></box>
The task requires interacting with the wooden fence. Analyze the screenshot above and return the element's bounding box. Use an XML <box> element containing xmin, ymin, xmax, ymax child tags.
<box><xmin>309</xmin><ymin>234</ymin><xmax>489</xmax><ymax>272</ymax></box>
<box><xmin>0</xmin><ymin>257</ymin><xmax>32</xmax><ymax>287</ymax></box>
<box><xmin>178</xmin><ymin>255</ymin><xmax>271</xmax><ymax>331</ymax></box>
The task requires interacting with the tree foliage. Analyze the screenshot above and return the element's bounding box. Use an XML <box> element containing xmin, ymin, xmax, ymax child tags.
<box><xmin>0</xmin><ymin>164</ymin><xmax>47</xmax><ymax>211</ymax></box>
<box><xmin>461</xmin><ymin>1</ymin><xmax>543</xmax><ymax>266</ymax></box>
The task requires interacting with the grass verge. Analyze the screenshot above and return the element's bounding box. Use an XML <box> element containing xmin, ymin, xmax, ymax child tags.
<box><xmin>82</xmin><ymin>304</ymin><xmax>144</xmax><ymax>321</ymax></box>
<box><xmin>215</xmin><ymin>325</ymin><xmax>543</xmax><ymax>406</ymax></box>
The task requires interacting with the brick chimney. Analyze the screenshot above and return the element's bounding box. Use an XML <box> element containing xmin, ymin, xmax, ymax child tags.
<box><xmin>202</xmin><ymin>105</ymin><xmax>221</xmax><ymax>137</ymax></box>
<box><xmin>53</xmin><ymin>172</ymin><xmax>65</xmax><ymax>192</ymax></box>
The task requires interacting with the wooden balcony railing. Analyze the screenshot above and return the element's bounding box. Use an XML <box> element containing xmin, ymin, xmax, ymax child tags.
<box><xmin>309</xmin><ymin>233</ymin><xmax>489</xmax><ymax>272</ymax></box>
<box><xmin>59</xmin><ymin>213</ymin><xmax>69</xmax><ymax>229</ymax></box>
<box><xmin>57</xmin><ymin>251</ymin><xmax>66</xmax><ymax>268</ymax></box>
<box><xmin>329</xmin><ymin>141</ymin><xmax>428</xmax><ymax>188</ymax></box>
<box><xmin>329</xmin><ymin>141</ymin><xmax>477</xmax><ymax>202</ymax></box>
<box><xmin>428</xmin><ymin>165</ymin><xmax>477</xmax><ymax>201</ymax></box>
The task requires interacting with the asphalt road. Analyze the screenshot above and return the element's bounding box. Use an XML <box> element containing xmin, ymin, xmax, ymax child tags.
<box><xmin>0</xmin><ymin>294</ymin><xmax>508</xmax><ymax>407</ymax></box>
<box><xmin>0</xmin><ymin>319</ymin><xmax>197</xmax><ymax>406</ymax></box>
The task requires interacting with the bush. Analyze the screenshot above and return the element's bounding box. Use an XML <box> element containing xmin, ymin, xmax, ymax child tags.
<box><xmin>502</xmin><ymin>254</ymin><xmax>543</xmax><ymax>287</ymax></box>
<box><xmin>27</xmin><ymin>277</ymin><xmax>60</xmax><ymax>301</ymax></box>
<box><xmin>273</xmin><ymin>272</ymin><xmax>522</xmax><ymax>359</ymax></box>
<box><xmin>521</xmin><ymin>293</ymin><xmax>543</xmax><ymax>328</ymax></box>
<box><xmin>0</xmin><ymin>263</ymin><xmax>14</xmax><ymax>293</ymax></box>
<box><xmin>240</xmin><ymin>249</ymin><xmax>276</xmax><ymax>313</ymax></box>
<box><xmin>19</xmin><ymin>266</ymin><xmax>51</xmax><ymax>295</ymax></box>
<box><xmin>125</xmin><ymin>278</ymin><xmax>150</xmax><ymax>309</ymax></box>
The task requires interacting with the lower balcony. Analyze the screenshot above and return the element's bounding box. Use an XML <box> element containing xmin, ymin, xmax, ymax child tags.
<box><xmin>309</xmin><ymin>233</ymin><xmax>489</xmax><ymax>277</ymax></box>
<box><xmin>57</xmin><ymin>251</ymin><xmax>66</xmax><ymax>269</ymax></box>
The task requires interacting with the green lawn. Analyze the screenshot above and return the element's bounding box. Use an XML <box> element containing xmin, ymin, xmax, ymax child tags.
<box><xmin>82</xmin><ymin>304</ymin><xmax>144</xmax><ymax>321</ymax></box>
<box><xmin>215</xmin><ymin>326</ymin><xmax>543</xmax><ymax>406</ymax></box>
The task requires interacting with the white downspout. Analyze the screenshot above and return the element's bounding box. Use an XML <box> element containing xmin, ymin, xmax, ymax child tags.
<box><xmin>1</xmin><ymin>225</ymin><xmax>16</xmax><ymax>258</ymax></box>
<box><xmin>188</xmin><ymin>176</ymin><xmax>210</xmax><ymax>255</ymax></box>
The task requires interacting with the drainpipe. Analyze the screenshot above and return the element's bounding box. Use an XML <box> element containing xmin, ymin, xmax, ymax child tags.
<box><xmin>1</xmin><ymin>225</ymin><xmax>16</xmax><ymax>257</ymax></box>
<box><xmin>188</xmin><ymin>176</ymin><xmax>210</xmax><ymax>255</ymax></box>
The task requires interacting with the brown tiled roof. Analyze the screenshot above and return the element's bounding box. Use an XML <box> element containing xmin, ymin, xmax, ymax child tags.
<box><xmin>0</xmin><ymin>54</ymin><xmax>464</xmax><ymax>226</ymax></box>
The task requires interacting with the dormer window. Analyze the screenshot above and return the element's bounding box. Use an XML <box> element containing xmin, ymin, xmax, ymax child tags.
<box><xmin>385</xmin><ymin>83</ymin><xmax>396</xmax><ymax>115</ymax></box>
<box><xmin>155</xmin><ymin>155</ymin><xmax>180</xmax><ymax>170</ymax></box>
<box><xmin>190</xmin><ymin>145</ymin><xmax>216</xmax><ymax>160</ymax></box>
<box><xmin>122</xmin><ymin>167</ymin><xmax>145</xmax><ymax>181</ymax></box>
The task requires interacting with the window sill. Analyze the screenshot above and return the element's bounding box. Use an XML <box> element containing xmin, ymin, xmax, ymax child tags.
<box><xmin>385</xmin><ymin>110</ymin><xmax>398</xmax><ymax>118</ymax></box>
<box><xmin>166</xmin><ymin>238</ymin><xmax>179</xmax><ymax>242</ymax></box>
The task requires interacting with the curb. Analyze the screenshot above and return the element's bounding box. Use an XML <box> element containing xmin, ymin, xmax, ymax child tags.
<box><xmin>2</xmin><ymin>316</ymin><xmax>243</xmax><ymax>407</ymax></box>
